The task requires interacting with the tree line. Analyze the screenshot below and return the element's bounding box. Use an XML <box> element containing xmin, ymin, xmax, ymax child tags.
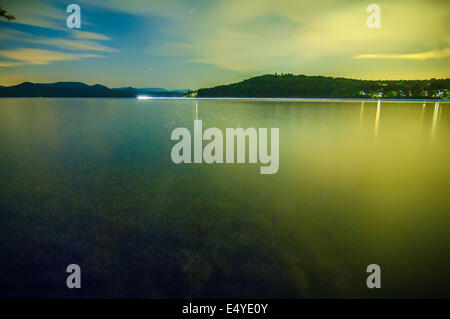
<box><xmin>193</xmin><ymin>74</ymin><xmax>450</xmax><ymax>99</ymax></box>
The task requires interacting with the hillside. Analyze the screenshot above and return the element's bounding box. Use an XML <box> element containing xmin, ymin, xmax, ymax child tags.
<box><xmin>194</xmin><ymin>74</ymin><xmax>450</xmax><ymax>99</ymax></box>
<box><xmin>0</xmin><ymin>82</ymin><xmax>186</xmax><ymax>98</ymax></box>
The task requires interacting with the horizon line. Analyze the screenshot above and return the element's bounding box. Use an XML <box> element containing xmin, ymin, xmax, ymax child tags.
<box><xmin>139</xmin><ymin>96</ymin><xmax>450</xmax><ymax>103</ymax></box>
<box><xmin>1</xmin><ymin>73</ymin><xmax>450</xmax><ymax>90</ymax></box>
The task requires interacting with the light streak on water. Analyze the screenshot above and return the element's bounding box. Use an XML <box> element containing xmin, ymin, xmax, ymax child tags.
<box><xmin>431</xmin><ymin>102</ymin><xmax>440</xmax><ymax>139</ymax></box>
<box><xmin>359</xmin><ymin>101</ymin><xmax>364</xmax><ymax>130</ymax></box>
<box><xmin>374</xmin><ymin>100</ymin><xmax>381</xmax><ymax>141</ymax></box>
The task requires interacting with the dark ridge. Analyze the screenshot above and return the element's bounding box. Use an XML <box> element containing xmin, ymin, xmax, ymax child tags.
<box><xmin>194</xmin><ymin>74</ymin><xmax>450</xmax><ymax>99</ymax></box>
<box><xmin>0</xmin><ymin>82</ymin><xmax>186</xmax><ymax>98</ymax></box>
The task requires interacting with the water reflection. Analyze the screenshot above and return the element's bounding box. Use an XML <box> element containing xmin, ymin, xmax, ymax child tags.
<box><xmin>374</xmin><ymin>100</ymin><xmax>381</xmax><ymax>141</ymax></box>
<box><xmin>431</xmin><ymin>102</ymin><xmax>440</xmax><ymax>140</ymax></box>
<box><xmin>195</xmin><ymin>100</ymin><xmax>199</xmax><ymax>120</ymax></box>
<box><xmin>420</xmin><ymin>102</ymin><xmax>426</xmax><ymax>126</ymax></box>
<box><xmin>359</xmin><ymin>101</ymin><xmax>364</xmax><ymax>131</ymax></box>
<box><xmin>0</xmin><ymin>98</ymin><xmax>449</xmax><ymax>298</ymax></box>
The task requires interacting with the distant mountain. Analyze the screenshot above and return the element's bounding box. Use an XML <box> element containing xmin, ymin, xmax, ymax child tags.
<box><xmin>0</xmin><ymin>82</ymin><xmax>187</xmax><ymax>98</ymax></box>
<box><xmin>194</xmin><ymin>74</ymin><xmax>450</xmax><ymax>99</ymax></box>
<box><xmin>118</xmin><ymin>87</ymin><xmax>191</xmax><ymax>94</ymax></box>
<box><xmin>117</xmin><ymin>87</ymin><xmax>167</xmax><ymax>92</ymax></box>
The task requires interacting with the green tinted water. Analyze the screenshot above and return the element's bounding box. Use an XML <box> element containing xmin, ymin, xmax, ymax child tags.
<box><xmin>0</xmin><ymin>98</ymin><xmax>449</xmax><ymax>298</ymax></box>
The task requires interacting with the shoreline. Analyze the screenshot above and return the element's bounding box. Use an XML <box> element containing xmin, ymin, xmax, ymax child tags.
<box><xmin>1</xmin><ymin>96</ymin><xmax>449</xmax><ymax>103</ymax></box>
<box><xmin>141</xmin><ymin>96</ymin><xmax>450</xmax><ymax>103</ymax></box>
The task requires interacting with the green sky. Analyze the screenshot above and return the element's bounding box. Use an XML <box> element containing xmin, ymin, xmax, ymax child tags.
<box><xmin>0</xmin><ymin>0</ymin><xmax>449</xmax><ymax>89</ymax></box>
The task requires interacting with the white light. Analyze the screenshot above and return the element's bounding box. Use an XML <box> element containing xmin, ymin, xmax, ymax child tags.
<box><xmin>137</xmin><ymin>95</ymin><xmax>153</xmax><ymax>100</ymax></box>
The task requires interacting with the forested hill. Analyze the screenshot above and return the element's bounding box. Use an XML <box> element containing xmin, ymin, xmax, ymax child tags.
<box><xmin>194</xmin><ymin>74</ymin><xmax>450</xmax><ymax>99</ymax></box>
<box><xmin>0</xmin><ymin>82</ymin><xmax>187</xmax><ymax>98</ymax></box>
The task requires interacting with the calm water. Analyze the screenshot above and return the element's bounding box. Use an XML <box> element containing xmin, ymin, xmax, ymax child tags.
<box><xmin>0</xmin><ymin>98</ymin><xmax>449</xmax><ymax>298</ymax></box>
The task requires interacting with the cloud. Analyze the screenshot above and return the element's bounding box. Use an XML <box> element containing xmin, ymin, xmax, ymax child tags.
<box><xmin>143</xmin><ymin>0</ymin><xmax>449</xmax><ymax>75</ymax></box>
<box><xmin>0</xmin><ymin>27</ymin><xmax>115</xmax><ymax>69</ymax></box>
<box><xmin>3</xmin><ymin>0</ymin><xmax>66</xmax><ymax>30</ymax></box>
<box><xmin>0</xmin><ymin>61</ymin><xmax>24</xmax><ymax>67</ymax></box>
<box><xmin>25</xmin><ymin>37</ymin><xmax>117</xmax><ymax>52</ymax></box>
<box><xmin>72</xmin><ymin>31</ymin><xmax>112</xmax><ymax>41</ymax></box>
<box><xmin>0</xmin><ymin>29</ymin><xmax>30</xmax><ymax>40</ymax></box>
<box><xmin>0</xmin><ymin>48</ymin><xmax>104</xmax><ymax>65</ymax></box>
<box><xmin>2</xmin><ymin>0</ymin><xmax>449</xmax><ymax>82</ymax></box>
<box><xmin>353</xmin><ymin>48</ymin><xmax>450</xmax><ymax>60</ymax></box>
<box><xmin>0</xmin><ymin>27</ymin><xmax>115</xmax><ymax>52</ymax></box>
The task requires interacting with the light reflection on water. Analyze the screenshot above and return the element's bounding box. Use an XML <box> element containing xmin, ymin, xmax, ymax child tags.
<box><xmin>0</xmin><ymin>98</ymin><xmax>448</xmax><ymax>298</ymax></box>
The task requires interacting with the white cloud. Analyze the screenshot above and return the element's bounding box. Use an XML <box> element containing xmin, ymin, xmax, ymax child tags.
<box><xmin>142</xmin><ymin>0</ymin><xmax>449</xmax><ymax>75</ymax></box>
<box><xmin>353</xmin><ymin>48</ymin><xmax>450</xmax><ymax>60</ymax></box>
<box><xmin>25</xmin><ymin>37</ymin><xmax>117</xmax><ymax>52</ymax></box>
<box><xmin>0</xmin><ymin>49</ymin><xmax>104</xmax><ymax>65</ymax></box>
<box><xmin>72</xmin><ymin>31</ymin><xmax>112</xmax><ymax>41</ymax></box>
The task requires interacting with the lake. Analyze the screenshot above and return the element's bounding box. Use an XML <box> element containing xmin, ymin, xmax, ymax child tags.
<box><xmin>0</xmin><ymin>98</ymin><xmax>449</xmax><ymax>298</ymax></box>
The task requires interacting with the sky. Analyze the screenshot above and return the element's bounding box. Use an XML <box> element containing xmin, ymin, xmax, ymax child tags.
<box><xmin>0</xmin><ymin>0</ymin><xmax>449</xmax><ymax>89</ymax></box>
